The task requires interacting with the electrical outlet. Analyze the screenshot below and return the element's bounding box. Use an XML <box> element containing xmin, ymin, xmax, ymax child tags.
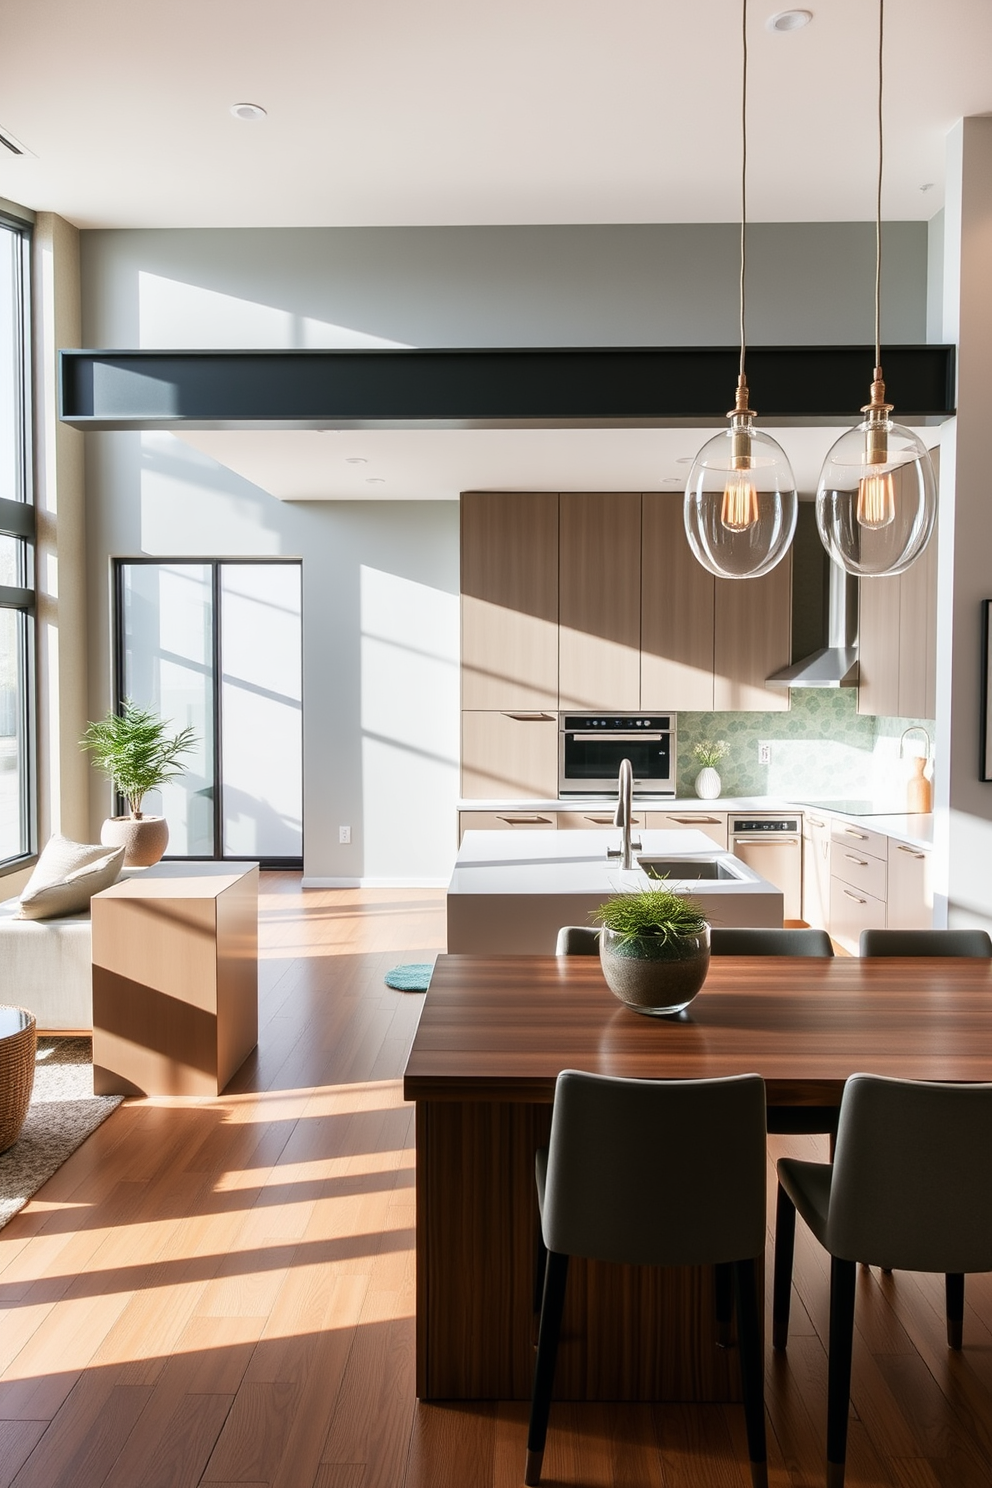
<box><xmin>758</xmin><ymin>742</ymin><xmax>771</xmax><ymax>766</ymax></box>
<box><xmin>339</xmin><ymin>825</ymin><xmax>351</xmax><ymax>844</ymax></box>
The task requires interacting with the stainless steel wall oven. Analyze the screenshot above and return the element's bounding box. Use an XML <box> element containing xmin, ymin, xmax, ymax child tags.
<box><xmin>559</xmin><ymin>714</ymin><xmax>676</xmax><ymax>796</ymax></box>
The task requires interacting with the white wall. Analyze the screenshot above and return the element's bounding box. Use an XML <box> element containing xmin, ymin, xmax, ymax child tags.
<box><xmin>78</xmin><ymin>221</ymin><xmax>931</xmax><ymax>884</ymax></box>
<box><xmin>933</xmin><ymin>120</ymin><xmax>992</xmax><ymax>933</ymax></box>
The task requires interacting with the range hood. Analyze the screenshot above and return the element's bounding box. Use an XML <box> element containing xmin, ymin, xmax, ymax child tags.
<box><xmin>767</xmin><ymin>509</ymin><xmax>859</xmax><ymax>689</ymax></box>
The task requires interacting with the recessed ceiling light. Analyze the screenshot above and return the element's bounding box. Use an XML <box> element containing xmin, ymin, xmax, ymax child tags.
<box><xmin>366</xmin><ymin>477</ymin><xmax>386</xmax><ymax>486</ymax></box>
<box><xmin>766</xmin><ymin>9</ymin><xmax>813</xmax><ymax>32</ymax></box>
<box><xmin>345</xmin><ymin>456</ymin><xmax>367</xmax><ymax>465</ymax></box>
<box><xmin>230</xmin><ymin>102</ymin><xmax>267</xmax><ymax>122</ymax></box>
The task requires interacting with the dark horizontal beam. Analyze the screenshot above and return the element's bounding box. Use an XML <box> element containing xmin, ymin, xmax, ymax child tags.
<box><xmin>59</xmin><ymin>345</ymin><xmax>955</xmax><ymax>431</ymax></box>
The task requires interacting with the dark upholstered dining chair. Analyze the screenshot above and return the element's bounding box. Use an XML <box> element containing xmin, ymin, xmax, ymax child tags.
<box><xmin>527</xmin><ymin>1069</ymin><xmax>769</xmax><ymax>1488</ymax></box>
<box><xmin>859</xmin><ymin>927</ymin><xmax>992</xmax><ymax>957</ymax></box>
<box><xmin>554</xmin><ymin>925</ymin><xmax>600</xmax><ymax>955</ymax></box>
<box><xmin>711</xmin><ymin>926</ymin><xmax>834</xmax><ymax>957</ymax></box>
<box><xmin>773</xmin><ymin>1073</ymin><xmax>992</xmax><ymax>1488</ymax></box>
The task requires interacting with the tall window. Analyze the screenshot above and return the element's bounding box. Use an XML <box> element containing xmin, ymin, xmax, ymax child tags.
<box><xmin>115</xmin><ymin>560</ymin><xmax>303</xmax><ymax>867</ymax></box>
<box><xmin>0</xmin><ymin>214</ymin><xmax>34</xmax><ymax>869</ymax></box>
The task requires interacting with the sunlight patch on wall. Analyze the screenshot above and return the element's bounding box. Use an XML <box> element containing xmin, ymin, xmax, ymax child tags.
<box><xmin>137</xmin><ymin>271</ymin><xmax>410</xmax><ymax>350</ymax></box>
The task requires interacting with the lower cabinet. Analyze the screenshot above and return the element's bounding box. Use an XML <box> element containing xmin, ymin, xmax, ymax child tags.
<box><xmin>557</xmin><ymin>810</ymin><xmax>646</xmax><ymax>830</ymax></box>
<box><xmin>646</xmin><ymin>811</ymin><xmax>728</xmax><ymax>849</ymax></box>
<box><xmin>829</xmin><ymin>876</ymin><xmax>887</xmax><ymax>955</ymax></box>
<box><xmin>886</xmin><ymin>837</ymin><xmax>933</xmax><ymax>929</ymax></box>
<box><xmin>458</xmin><ymin>809</ymin><xmax>557</xmax><ymax>844</ymax></box>
<box><xmin>802</xmin><ymin>811</ymin><xmax>831</xmax><ymax>931</ymax></box>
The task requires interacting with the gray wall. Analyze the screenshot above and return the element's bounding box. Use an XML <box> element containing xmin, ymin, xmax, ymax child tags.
<box><xmin>78</xmin><ymin>221</ymin><xmax>931</xmax><ymax>884</ymax></box>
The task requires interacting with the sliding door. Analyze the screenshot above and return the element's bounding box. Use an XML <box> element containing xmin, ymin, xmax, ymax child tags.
<box><xmin>117</xmin><ymin>559</ymin><xmax>302</xmax><ymax>866</ymax></box>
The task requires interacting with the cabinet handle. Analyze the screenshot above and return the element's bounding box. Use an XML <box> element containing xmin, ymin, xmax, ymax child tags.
<box><xmin>807</xmin><ymin>815</ymin><xmax>825</xmax><ymax>828</ymax></box>
<box><xmin>842</xmin><ymin>888</ymin><xmax>867</xmax><ymax>904</ymax></box>
<box><xmin>896</xmin><ymin>844</ymin><xmax>926</xmax><ymax>859</ymax></box>
<box><xmin>670</xmin><ymin>815</ymin><xmax>721</xmax><ymax>824</ymax></box>
<box><xmin>502</xmin><ymin>712</ymin><xmax>554</xmax><ymax>722</ymax></box>
<box><xmin>583</xmin><ymin>814</ymin><xmax>644</xmax><ymax>826</ymax></box>
<box><xmin>843</xmin><ymin>827</ymin><xmax>869</xmax><ymax>840</ymax></box>
<box><xmin>844</xmin><ymin>853</ymin><xmax>869</xmax><ymax>867</ymax></box>
<box><xmin>496</xmin><ymin>814</ymin><xmax>552</xmax><ymax>825</ymax></box>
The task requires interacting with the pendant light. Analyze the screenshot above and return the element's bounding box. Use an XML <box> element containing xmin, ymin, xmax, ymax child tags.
<box><xmin>684</xmin><ymin>0</ymin><xmax>797</xmax><ymax>581</ymax></box>
<box><xmin>815</xmin><ymin>0</ymin><xmax>936</xmax><ymax>578</ymax></box>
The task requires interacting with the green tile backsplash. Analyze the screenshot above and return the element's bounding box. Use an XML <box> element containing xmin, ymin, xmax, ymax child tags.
<box><xmin>677</xmin><ymin>689</ymin><xmax>934</xmax><ymax>806</ymax></box>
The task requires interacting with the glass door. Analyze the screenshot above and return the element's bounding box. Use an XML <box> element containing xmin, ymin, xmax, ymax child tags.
<box><xmin>116</xmin><ymin>559</ymin><xmax>302</xmax><ymax>867</ymax></box>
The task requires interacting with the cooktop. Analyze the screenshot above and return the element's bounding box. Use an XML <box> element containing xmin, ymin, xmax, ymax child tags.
<box><xmin>794</xmin><ymin>798</ymin><xmax>898</xmax><ymax>816</ymax></box>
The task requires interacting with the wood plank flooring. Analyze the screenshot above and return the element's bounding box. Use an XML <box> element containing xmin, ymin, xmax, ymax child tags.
<box><xmin>1</xmin><ymin>876</ymin><xmax>990</xmax><ymax>1487</ymax></box>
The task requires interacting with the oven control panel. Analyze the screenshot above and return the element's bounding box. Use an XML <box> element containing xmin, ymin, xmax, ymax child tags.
<box><xmin>731</xmin><ymin>818</ymin><xmax>800</xmax><ymax>833</ymax></box>
<box><xmin>561</xmin><ymin>716</ymin><xmax>672</xmax><ymax>730</ymax></box>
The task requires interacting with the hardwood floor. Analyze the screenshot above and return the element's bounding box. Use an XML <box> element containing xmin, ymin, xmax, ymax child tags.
<box><xmin>1</xmin><ymin>875</ymin><xmax>990</xmax><ymax>1487</ymax></box>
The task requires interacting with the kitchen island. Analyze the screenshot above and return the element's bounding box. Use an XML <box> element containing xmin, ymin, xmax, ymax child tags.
<box><xmin>447</xmin><ymin>827</ymin><xmax>784</xmax><ymax>953</ymax></box>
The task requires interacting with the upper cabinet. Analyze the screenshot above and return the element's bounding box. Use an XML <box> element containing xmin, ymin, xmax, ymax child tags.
<box><xmin>559</xmin><ymin>493</ymin><xmax>642</xmax><ymax>711</ymax></box>
<box><xmin>858</xmin><ymin>450</ymin><xmax>939</xmax><ymax>719</ymax></box>
<box><xmin>461</xmin><ymin>491</ymin><xmax>559</xmax><ymax>710</ymax></box>
<box><xmin>713</xmin><ymin>559</ymin><xmax>793</xmax><ymax>712</ymax></box>
<box><xmin>641</xmin><ymin>493</ymin><xmax>716</xmax><ymax>711</ymax></box>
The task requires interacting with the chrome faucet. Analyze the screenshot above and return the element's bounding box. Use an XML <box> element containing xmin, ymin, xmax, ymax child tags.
<box><xmin>607</xmin><ymin>758</ymin><xmax>642</xmax><ymax>870</ymax></box>
<box><xmin>900</xmin><ymin>725</ymin><xmax>932</xmax><ymax>761</ymax></box>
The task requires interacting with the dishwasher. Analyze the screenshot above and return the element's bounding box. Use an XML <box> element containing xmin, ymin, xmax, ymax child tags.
<box><xmin>728</xmin><ymin>816</ymin><xmax>803</xmax><ymax>921</ymax></box>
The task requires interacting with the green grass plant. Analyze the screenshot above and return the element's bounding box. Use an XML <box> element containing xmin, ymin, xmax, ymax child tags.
<box><xmin>594</xmin><ymin>883</ymin><xmax>707</xmax><ymax>947</ymax></box>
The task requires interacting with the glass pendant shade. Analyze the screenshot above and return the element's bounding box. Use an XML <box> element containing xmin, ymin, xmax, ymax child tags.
<box><xmin>815</xmin><ymin>417</ymin><xmax>936</xmax><ymax>577</ymax></box>
<box><xmin>684</xmin><ymin>418</ymin><xmax>798</xmax><ymax>579</ymax></box>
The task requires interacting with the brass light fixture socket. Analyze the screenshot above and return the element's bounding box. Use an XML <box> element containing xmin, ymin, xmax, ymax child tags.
<box><xmin>727</xmin><ymin>374</ymin><xmax>755</xmax><ymax>467</ymax></box>
<box><xmin>861</xmin><ymin>365</ymin><xmax>894</xmax><ymax>464</ymax></box>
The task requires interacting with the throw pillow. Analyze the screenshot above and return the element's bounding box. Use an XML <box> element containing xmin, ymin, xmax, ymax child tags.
<box><xmin>18</xmin><ymin>834</ymin><xmax>126</xmax><ymax>921</ymax></box>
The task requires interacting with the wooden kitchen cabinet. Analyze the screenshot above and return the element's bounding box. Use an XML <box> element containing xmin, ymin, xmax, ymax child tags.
<box><xmin>557</xmin><ymin>809</ymin><xmax>646</xmax><ymax>830</ymax></box>
<box><xmin>559</xmin><ymin>492</ymin><xmax>642</xmax><ymax>710</ymax></box>
<box><xmin>646</xmin><ymin>810</ymin><xmax>728</xmax><ymax>848</ymax></box>
<box><xmin>802</xmin><ymin>810</ymin><xmax>831</xmax><ymax>930</ymax></box>
<box><xmin>641</xmin><ymin>493</ymin><xmax>715</xmax><ymax>710</ymax></box>
<box><xmin>461</xmin><ymin>491</ymin><xmax>559</xmax><ymax>710</ymax></box>
<box><xmin>461</xmin><ymin>710</ymin><xmax>559</xmax><ymax>799</ymax></box>
<box><xmin>858</xmin><ymin>450</ymin><xmax>939</xmax><ymax>719</ymax></box>
<box><xmin>886</xmin><ymin>837</ymin><xmax>933</xmax><ymax>930</ymax></box>
<box><xmin>713</xmin><ymin>557</ymin><xmax>792</xmax><ymax>711</ymax></box>
<box><xmin>829</xmin><ymin>818</ymin><xmax>887</xmax><ymax>953</ymax></box>
<box><xmin>459</xmin><ymin>810</ymin><xmax>556</xmax><ymax>843</ymax></box>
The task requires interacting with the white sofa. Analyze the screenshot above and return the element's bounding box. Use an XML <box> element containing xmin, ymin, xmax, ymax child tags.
<box><xmin>0</xmin><ymin>893</ymin><xmax>94</xmax><ymax>1030</ymax></box>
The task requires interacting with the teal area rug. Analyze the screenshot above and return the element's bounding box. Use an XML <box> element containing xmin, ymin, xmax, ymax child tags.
<box><xmin>384</xmin><ymin>963</ymin><xmax>435</xmax><ymax>992</ymax></box>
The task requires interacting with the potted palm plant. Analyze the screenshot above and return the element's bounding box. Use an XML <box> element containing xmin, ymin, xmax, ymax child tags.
<box><xmin>80</xmin><ymin>699</ymin><xmax>197</xmax><ymax>866</ymax></box>
<box><xmin>594</xmin><ymin>882</ymin><xmax>710</xmax><ymax>1016</ymax></box>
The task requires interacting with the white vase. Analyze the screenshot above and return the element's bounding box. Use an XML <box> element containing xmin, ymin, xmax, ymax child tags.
<box><xmin>101</xmin><ymin>814</ymin><xmax>169</xmax><ymax>867</ymax></box>
<box><xmin>695</xmin><ymin>767</ymin><xmax>722</xmax><ymax>800</ymax></box>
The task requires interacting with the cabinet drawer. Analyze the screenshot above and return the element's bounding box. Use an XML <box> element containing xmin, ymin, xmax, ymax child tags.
<box><xmin>829</xmin><ymin>877</ymin><xmax>886</xmax><ymax>956</ymax></box>
<box><xmin>459</xmin><ymin>810</ymin><xmax>557</xmax><ymax>843</ymax></box>
<box><xmin>645</xmin><ymin>812</ymin><xmax>728</xmax><ymax>849</ymax></box>
<box><xmin>886</xmin><ymin>839</ymin><xmax>933</xmax><ymax>930</ymax></box>
<box><xmin>461</xmin><ymin>711</ymin><xmax>559</xmax><ymax>799</ymax></box>
<box><xmin>830</xmin><ymin>818</ymin><xmax>888</xmax><ymax>862</ymax></box>
<box><xmin>557</xmin><ymin>810</ymin><xmax>646</xmax><ymax>830</ymax></box>
<box><xmin>830</xmin><ymin>840</ymin><xmax>887</xmax><ymax>901</ymax></box>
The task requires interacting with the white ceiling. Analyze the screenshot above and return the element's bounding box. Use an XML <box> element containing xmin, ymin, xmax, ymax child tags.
<box><xmin>176</xmin><ymin>425</ymin><xmax>855</xmax><ymax>501</ymax></box>
<box><xmin>1</xmin><ymin>0</ymin><xmax>990</xmax><ymax>229</ymax></box>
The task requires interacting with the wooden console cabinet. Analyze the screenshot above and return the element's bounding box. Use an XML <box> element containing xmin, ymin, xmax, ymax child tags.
<box><xmin>91</xmin><ymin>861</ymin><xmax>259</xmax><ymax>1097</ymax></box>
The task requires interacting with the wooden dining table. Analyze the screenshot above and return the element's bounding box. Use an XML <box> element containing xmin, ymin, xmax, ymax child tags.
<box><xmin>403</xmin><ymin>952</ymin><xmax>992</xmax><ymax>1403</ymax></box>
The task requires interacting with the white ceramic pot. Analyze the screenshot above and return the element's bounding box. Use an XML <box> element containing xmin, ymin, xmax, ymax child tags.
<box><xmin>100</xmin><ymin>815</ymin><xmax>169</xmax><ymax>867</ymax></box>
<box><xmin>695</xmin><ymin>767</ymin><xmax>722</xmax><ymax>800</ymax></box>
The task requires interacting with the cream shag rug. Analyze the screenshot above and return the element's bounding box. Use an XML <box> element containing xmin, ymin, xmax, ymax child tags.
<box><xmin>0</xmin><ymin>1037</ymin><xmax>124</xmax><ymax>1231</ymax></box>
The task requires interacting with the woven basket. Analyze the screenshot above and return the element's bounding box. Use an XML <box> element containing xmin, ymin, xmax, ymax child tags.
<box><xmin>0</xmin><ymin>1007</ymin><xmax>37</xmax><ymax>1154</ymax></box>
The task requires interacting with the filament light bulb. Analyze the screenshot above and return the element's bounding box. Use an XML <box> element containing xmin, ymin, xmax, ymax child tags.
<box><xmin>857</xmin><ymin>471</ymin><xmax>896</xmax><ymax>529</ymax></box>
<box><xmin>721</xmin><ymin>472</ymin><xmax>759</xmax><ymax>531</ymax></box>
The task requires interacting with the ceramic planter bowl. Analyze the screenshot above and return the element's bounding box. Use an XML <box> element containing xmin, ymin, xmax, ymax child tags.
<box><xmin>100</xmin><ymin>815</ymin><xmax>169</xmax><ymax>867</ymax></box>
<box><xmin>599</xmin><ymin>924</ymin><xmax>711</xmax><ymax>1016</ymax></box>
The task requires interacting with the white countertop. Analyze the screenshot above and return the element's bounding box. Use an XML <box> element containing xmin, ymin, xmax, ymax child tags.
<box><xmin>450</xmin><ymin>828</ymin><xmax>774</xmax><ymax>899</ymax></box>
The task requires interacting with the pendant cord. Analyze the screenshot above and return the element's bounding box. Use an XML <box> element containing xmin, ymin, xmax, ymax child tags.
<box><xmin>739</xmin><ymin>0</ymin><xmax>747</xmax><ymax>384</ymax></box>
<box><xmin>874</xmin><ymin>0</ymin><xmax>883</xmax><ymax>372</ymax></box>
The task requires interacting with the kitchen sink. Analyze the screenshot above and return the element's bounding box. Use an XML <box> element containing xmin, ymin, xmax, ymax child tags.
<box><xmin>637</xmin><ymin>855</ymin><xmax>748</xmax><ymax>881</ymax></box>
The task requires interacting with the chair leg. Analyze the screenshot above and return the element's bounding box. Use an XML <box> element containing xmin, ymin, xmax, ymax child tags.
<box><xmin>714</xmin><ymin>1261</ymin><xmax>734</xmax><ymax>1347</ymax></box>
<box><xmin>826</xmin><ymin>1256</ymin><xmax>857</xmax><ymax>1488</ymax></box>
<box><xmin>945</xmin><ymin>1272</ymin><xmax>964</xmax><ymax>1350</ymax></box>
<box><xmin>533</xmin><ymin>1230</ymin><xmax>547</xmax><ymax>1316</ymax></box>
<box><xmin>525</xmin><ymin>1250</ymin><xmax>569</xmax><ymax>1487</ymax></box>
<box><xmin>732</xmin><ymin>1256</ymin><xmax>768</xmax><ymax>1488</ymax></box>
<box><xmin>772</xmin><ymin>1182</ymin><xmax>796</xmax><ymax>1351</ymax></box>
